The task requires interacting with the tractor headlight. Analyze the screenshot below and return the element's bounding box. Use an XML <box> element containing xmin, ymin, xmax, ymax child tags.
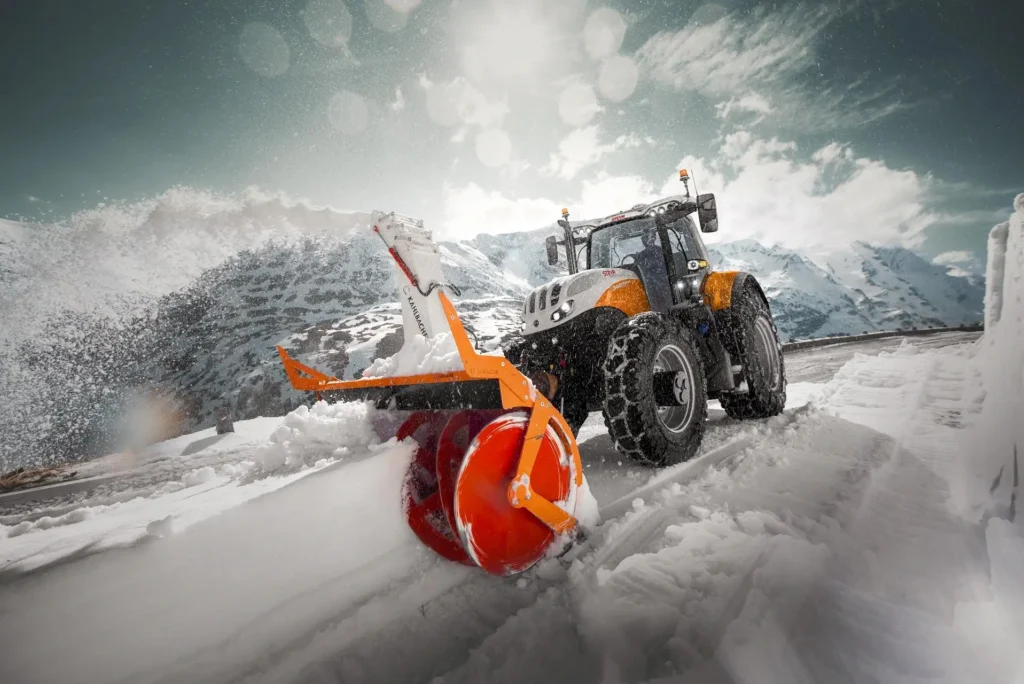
<box><xmin>550</xmin><ymin>299</ymin><xmax>574</xmax><ymax>322</ymax></box>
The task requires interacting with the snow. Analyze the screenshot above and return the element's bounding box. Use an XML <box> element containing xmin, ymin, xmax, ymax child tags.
<box><xmin>0</xmin><ymin>318</ymin><xmax>1018</xmax><ymax>683</ymax></box>
<box><xmin>362</xmin><ymin>331</ymin><xmax>464</xmax><ymax>377</ymax></box>
<box><xmin>949</xmin><ymin>193</ymin><xmax>1024</xmax><ymax>683</ymax></box>
<box><xmin>0</xmin><ymin>411</ymin><xmax>372</xmax><ymax>573</ymax></box>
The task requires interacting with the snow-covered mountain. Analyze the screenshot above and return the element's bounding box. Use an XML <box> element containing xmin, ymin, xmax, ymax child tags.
<box><xmin>709</xmin><ymin>239</ymin><xmax>984</xmax><ymax>339</ymax></box>
<box><xmin>0</xmin><ymin>205</ymin><xmax>983</xmax><ymax>469</ymax></box>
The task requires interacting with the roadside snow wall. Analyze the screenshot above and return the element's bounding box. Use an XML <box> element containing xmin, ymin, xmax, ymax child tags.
<box><xmin>955</xmin><ymin>193</ymin><xmax>1024</xmax><ymax>684</ymax></box>
<box><xmin>978</xmin><ymin>193</ymin><xmax>1024</xmax><ymax>500</ymax></box>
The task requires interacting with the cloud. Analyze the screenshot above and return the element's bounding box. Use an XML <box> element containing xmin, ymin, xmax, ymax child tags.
<box><xmin>540</xmin><ymin>126</ymin><xmax>649</xmax><ymax>180</ymax></box>
<box><xmin>661</xmin><ymin>132</ymin><xmax>938</xmax><ymax>250</ymax></box>
<box><xmin>715</xmin><ymin>92</ymin><xmax>773</xmax><ymax>121</ymax></box>
<box><xmin>636</xmin><ymin>6</ymin><xmax>910</xmax><ymax>130</ymax></box>
<box><xmin>440</xmin><ymin>172</ymin><xmax>655</xmax><ymax>240</ymax></box>
<box><xmin>933</xmin><ymin>250</ymin><xmax>973</xmax><ymax>265</ymax></box>
<box><xmin>579</xmin><ymin>173</ymin><xmax>655</xmax><ymax>218</ymax></box>
<box><xmin>637</xmin><ymin>7</ymin><xmax>828</xmax><ymax>97</ymax></box>
<box><xmin>441</xmin><ymin>183</ymin><xmax>562</xmax><ymax>240</ymax></box>
<box><xmin>390</xmin><ymin>86</ymin><xmax>405</xmax><ymax>112</ymax></box>
<box><xmin>443</xmin><ymin>132</ymin><xmax>964</xmax><ymax>256</ymax></box>
<box><xmin>419</xmin><ymin>74</ymin><xmax>508</xmax><ymax>130</ymax></box>
<box><xmin>933</xmin><ymin>250</ymin><xmax>983</xmax><ymax>276</ymax></box>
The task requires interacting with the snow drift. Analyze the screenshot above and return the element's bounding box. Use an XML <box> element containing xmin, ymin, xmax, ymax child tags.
<box><xmin>953</xmin><ymin>193</ymin><xmax>1024</xmax><ymax>683</ymax></box>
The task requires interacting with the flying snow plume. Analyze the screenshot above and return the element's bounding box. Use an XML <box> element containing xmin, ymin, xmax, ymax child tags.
<box><xmin>0</xmin><ymin>188</ymin><xmax>370</xmax><ymax>472</ymax></box>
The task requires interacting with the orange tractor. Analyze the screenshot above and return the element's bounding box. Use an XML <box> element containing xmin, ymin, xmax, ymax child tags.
<box><xmin>278</xmin><ymin>170</ymin><xmax>786</xmax><ymax>576</ymax></box>
<box><xmin>278</xmin><ymin>212</ymin><xmax>589</xmax><ymax>576</ymax></box>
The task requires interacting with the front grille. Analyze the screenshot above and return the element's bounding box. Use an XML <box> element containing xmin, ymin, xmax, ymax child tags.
<box><xmin>528</xmin><ymin>291</ymin><xmax>536</xmax><ymax>313</ymax></box>
<box><xmin>550</xmin><ymin>282</ymin><xmax>562</xmax><ymax>306</ymax></box>
<box><xmin>539</xmin><ymin>286</ymin><xmax>548</xmax><ymax>310</ymax></box>
<box><xmin>566</xmin><ymin>272</ymin><xmax>602</xmax><ymax>298</ymax></box>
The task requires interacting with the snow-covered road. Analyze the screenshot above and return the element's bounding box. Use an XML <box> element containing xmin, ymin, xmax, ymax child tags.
<box><xmin>1</xmin><ymin>330</ymin><xmax>1009</xmax><ymax>684</ymax></box>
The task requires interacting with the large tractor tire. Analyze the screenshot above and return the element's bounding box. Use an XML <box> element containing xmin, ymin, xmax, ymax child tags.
<box><xmin>502</xmin><ymin>334</ymin><xmax>587</xmax><ymax>436</ymax></box>
<box><xmin>602</xmin><ymin>313</ymin><xmax>707</xmax><ymax>467</ymax></box>
<box><xmin>558</xmin><ymin>396</ymin><xmax>589</xmax><ymax>437</ymax></box>
<box><xmin>719</xmin><ymin>283</ymin><xmax>787</xmax><ymax>420</ymax></box>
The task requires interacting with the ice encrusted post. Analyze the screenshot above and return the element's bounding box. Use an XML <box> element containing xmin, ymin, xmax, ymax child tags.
<box><xmin>985</xmin><ymin>219</ymin><xmax>1010</xmax><ymax>329</ymax></box>
<box><xmin>977</xmin><ymin>193</ymin><xmax>1024</xmax><ymax>510</ymax></box>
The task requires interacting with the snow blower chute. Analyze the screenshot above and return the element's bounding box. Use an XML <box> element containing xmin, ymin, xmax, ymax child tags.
<box><xmin>277</xmin><ymin>211</ymin><xmax>588</xmax><ymax>576</ymax></box>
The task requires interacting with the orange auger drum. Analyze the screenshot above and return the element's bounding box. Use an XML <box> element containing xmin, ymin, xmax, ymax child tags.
<box><xmin>277</xmin><ymin>211</ymin><xmax>587</xmax><ymax>576</ymax></box>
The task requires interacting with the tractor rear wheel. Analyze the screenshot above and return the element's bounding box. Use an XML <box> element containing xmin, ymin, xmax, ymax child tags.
<box><xmin>719</xmin><ymin>284</ymin><xmax>787</xmax><ymax>420</ymax></box>
<box><xmin>602</xmin><ymin>313</ymin><xmax>707</xmax><ymax>466</ymax></box>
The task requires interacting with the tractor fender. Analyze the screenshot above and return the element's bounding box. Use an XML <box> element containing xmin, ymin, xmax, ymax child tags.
<box><xmin>701</xmin><ymin>271</ymin><xmax>770</xmax><ymax>312</ymax></box>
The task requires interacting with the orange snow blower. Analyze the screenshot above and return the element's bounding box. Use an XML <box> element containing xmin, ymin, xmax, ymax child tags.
<box><xmin>277</xmin><ymin>211</ymin><xmax>588</xmax><ymax>576</ymax></box>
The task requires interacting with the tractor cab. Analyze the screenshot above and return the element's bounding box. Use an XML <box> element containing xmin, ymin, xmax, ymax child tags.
<box><xmin>542</xmin><ymin>169</ymin><xmax>719</xmax><ymax>314</ymax></box>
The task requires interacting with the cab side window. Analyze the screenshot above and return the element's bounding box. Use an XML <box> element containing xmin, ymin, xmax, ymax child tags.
<box><xmin>666</xmin><ymin>219</ymin><xmax>696</xmax><ymax>275</ymax></box>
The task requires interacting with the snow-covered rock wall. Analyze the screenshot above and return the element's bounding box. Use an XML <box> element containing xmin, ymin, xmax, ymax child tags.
<box><xmin>954</xmin><ymin>193</ymin><xmax>1024</xmax><ymax>684</ymax></box>
<box><xmin>977</xmin><ymin>193</ymin><xmax>1024</xmax><ymax>503</ymax></box>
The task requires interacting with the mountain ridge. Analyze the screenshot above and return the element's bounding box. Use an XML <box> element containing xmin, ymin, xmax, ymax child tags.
<box><xmin>0</xmin><ymin>206</ymin><xmax>984</xmax><ymax>469</ymax></box>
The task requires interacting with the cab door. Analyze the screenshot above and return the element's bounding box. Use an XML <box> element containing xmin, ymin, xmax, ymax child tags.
<box><xmin>663</xmin><ymin>215</ymin><xmax>711</xmax><ymax>305</ymax></box>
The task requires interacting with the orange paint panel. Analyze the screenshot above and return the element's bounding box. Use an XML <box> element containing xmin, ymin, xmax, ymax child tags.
<box><xmin>277</xmin><ymin>291</ymin><xmax>586</xmax><ymax>558</ymax></box>
<box><xmin>701</xmin><ymin>271</ymin><xmax>740</xmax><ymax>311</ymax></box>
<box><xmin>594</xmin><ymin>279</ymin><xmax>651</xmax><ymax>317</ymax></box>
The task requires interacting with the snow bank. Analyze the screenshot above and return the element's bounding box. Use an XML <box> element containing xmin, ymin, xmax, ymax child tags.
<box><xmin>953</xmin><ymin>193</ymin><xmax>1024</xmax><ymax>684</ymax></box>
<box><xmin>974</xmin><ymin>193</ymin><xmax>1024</xmax><ymax>507</ymax></box>
<box><xmin>181</xmin><ymin>466</ymin><xmax>216</xmax><ymax>487</ymax></box>
<box><xmin>0</xmin><ymin>429</ymin><xmax>427</xmax><ymax>684</ymax></box>
<box><xmin>362</xmin><ymin>331</ymin><xmax>464</xmax><ymax>378</ymax></box>
<box><xmin>253</xmin><ymin>400</ymin><xmax>385</xmax><ymax>474</ymax></box>
<box><xmin>0</xmin><ymin>409</ymin><xmax>373</xmax><ymax>570</ymax></box>
<box><xmin>4</xmin><ymin>507</ymin><xmax>94</xmax><ymax>538</ymax></box>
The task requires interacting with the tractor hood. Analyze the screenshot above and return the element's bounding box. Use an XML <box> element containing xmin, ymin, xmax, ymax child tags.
<box><xmin>521</xmin><ymin>268</ymin><xmax>650</xmax><ymax>335</ymax></box>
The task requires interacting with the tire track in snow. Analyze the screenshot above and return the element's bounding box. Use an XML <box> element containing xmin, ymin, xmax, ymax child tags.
<box><xmin>254</xmin><ymin>413</ymin><xmax>809</xmax><ymax>684</ymax></box>
<box><xmin>437</xmin><ymin>347</ymin><xmax>988</xmax><ymax>683</ymax></box>
<box><xmin>231</xmin><ymin>420</ymin><xmax>764</xmax><ymax>684</ymax></box>
<box><xmin>740</xmin><ymin>348</ymin><xmax>991</xmax><ymax>683</ymax></box>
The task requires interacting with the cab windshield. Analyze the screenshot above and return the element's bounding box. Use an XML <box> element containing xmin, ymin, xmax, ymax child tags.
<box><xmin>586</xmin><ymin>218</ymin><xmax>657</xmax><ymax>270</ymax></box>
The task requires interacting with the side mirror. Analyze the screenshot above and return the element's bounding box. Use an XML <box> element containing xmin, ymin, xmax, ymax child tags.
<box><xmin>697</xmin><ymin>193</ymin><xmax>718</xmax><ymax>233</ymax></box>
<box><xmin>545</xmin><ymin>235</ymin><xmax>559</xmax><ymax>265</ymax></box>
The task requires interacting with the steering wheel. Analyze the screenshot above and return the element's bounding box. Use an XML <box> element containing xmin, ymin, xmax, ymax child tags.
<box><xmin>619</xmin><ymin>255</ymin><xmax>636</xmax><ymax>268</ymax></box>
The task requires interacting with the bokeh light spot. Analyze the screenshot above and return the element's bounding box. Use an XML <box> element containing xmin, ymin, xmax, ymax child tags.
<box><xmin>383</xmin><ymin>0</ymin><xmax>421</xmax><ymax>11</ymax></box>
<box><xmin>302</xmin><ymin>0</ymin><xmax>354</xmax><ymax>48</ymax></box>
<box><xmin>366</xmin><ymin>0</ymin><xmax>409</xmax><ymax>33</ymax></box>
<box><xmin>558</xmin><ymin>83</ymin><xmax>600</xmax><ymax>127</ymax></box>
<box><xmin>238</xmin><ymin>23</ymin><xmax>290</xmax><ymax>77</ymax></box>
<box><xmin>598</xmin><ymin>55</ymin><xmax>639</xmax><ymax>102</ymax></box>
<box><xmin>690</xmin><ymin>3</ymin><xmax>729</xmax><ymax>26</ymax></box>
<box><xmin>475</xmin><ymin>129</ymin><xmax>512</xmax><ymax>168</ymax></box>
<box><xmin>584</xmin><ymin>8</ymin><xmax>627</xmax><ymax>61</ymax></box>
<box><xmin>328</xmin><ymin>91</ymin><xmax>369</xmax><ymax>135</ymax></box>
<box><xmin>425</xmin><ymin>82</ymin><xmax>462</xmax><ymax>127</ymax></box>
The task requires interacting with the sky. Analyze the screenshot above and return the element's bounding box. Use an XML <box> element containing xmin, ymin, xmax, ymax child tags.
<box><xmin>1</xmin><ymin>0</ymin><xmax>1022</xmax><ymax>270</ymax></box>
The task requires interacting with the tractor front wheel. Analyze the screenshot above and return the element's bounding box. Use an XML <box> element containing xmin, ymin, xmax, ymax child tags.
<box><xmin>602</xmin><ymin>313</ymin><xmax>707</xmax><ymax>467</ymax></box>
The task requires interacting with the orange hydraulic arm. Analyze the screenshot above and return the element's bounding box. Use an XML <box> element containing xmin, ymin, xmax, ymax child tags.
<box><xmin>277</xmin><ymin>291</ymin><xmax>584</xmax><ymax>537</ymax></box>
